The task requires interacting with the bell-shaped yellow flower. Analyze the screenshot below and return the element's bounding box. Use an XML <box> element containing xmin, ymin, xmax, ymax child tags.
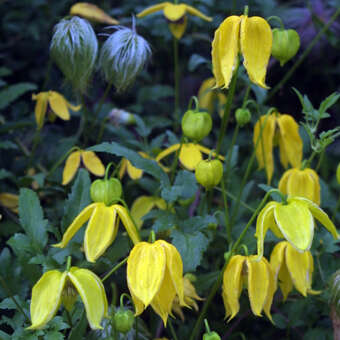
<box><xmin>212</xmin><ymin>15</ymin><xmax>272</xmax><ymax>89</ymax></box>
<box><xmin>222</xmin><ymin>255</ymin><xmax>276</xmax><ymax>321</ymax></box>
<box><xmin>255</xmin><ymin>197</ymin><xmax>339</xmax><ymax>260</ymax></box>
<box><xmin>253</xmin><ymin>112</ymin><xmax>303</xmax><ymax>184</ymax></box>
<box><xmin>0</xmin><ymin>193</ymin><xmax>19</xmax><ymax>214</ymax></box>
<box><xmin>270</xmin><ymin>241</ymin><xmax>319</xmax><ymax>301</ymax></box>
<box><xmin>53</xmin><ymin>202</ymin><xmax>140</xmax><ymax>262</ymax></box>
<box><xmin>130</xmin><ymin>196</ymin><xmax>167</xmax><ymax>229</ymax></box>
<box><xmin>127</xmin><ymin>240</ymin><xmax>186</xmax><ymax>325</ymax></box>
<box><xmin>137</xmin><ymin>2</ymin><xmax>212</xmax><ymax>39</ymax></box>
<box><xmin>32</xmin><ymin>91</ymin><xmax>81</xmax><ymax>130</ymax></box>
<box><xmin>27</xmin><ymin>266</ymin><xmax>108</xmax><ymax>330</ymax></box>
<box><xmin>62</xmin><ymin>149</ymin><xmax>105</xmax><ymax>185</ymax></box>
<box><xmin>279</xmin><ymin>168</ymin><xmax>321</xmax><ymax>205</ymax></box>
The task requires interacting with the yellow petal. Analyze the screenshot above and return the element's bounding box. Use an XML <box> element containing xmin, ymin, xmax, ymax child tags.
<box><xmin>84</xmin><ymin>203</ymin><xmax>118</xmax><ymax>262</ymax></box>
<box><xmin>305</xmin><ymin>169</ymin><xmax>321</xmax><ymax>205</ymax></box>
<box><xmin>33</xmin><ymin>92</ymin><xmax>49</xmax><ymax>130</ymax></box>
<box><xmin>62</xmin><ymin>151</ymin><xmax>81</xmax><ymax>185</ymax></box>
<box><xmin>130</xmin><ymin>290</ymin><xmax>145</xmax><ymax>316</ymax></box>
<box><xmin>70</xmin><ymin>2</ymin><xmax>119</xmax><ymax>25</ymax></box>
<box><xmin>278</xmin><ymin>169</ymin><xmax>293</xmax><ymax>196</ymax></box>
<box><xmin>48</xmin><ymin>91</ymin><xmax>71</xmax><ymax>121</ymax></box>
<box><xmin>261</xmin><ymin>257</ymin><xmax>276</xmax><ymax>322</ymax></box>
<box><xmin>0</xmin><ymin>193</ymin><xmax>19</xmax><ymax>210</ymax></box>
<box><xmin>211</xmin><ymin>27</ymin><xmax>224</xmax><ymax>88</ymax></box>
<box><xmin>118</xmin><ymin>158</ymin><xmax>128</xmax><ymax>179</ymax></box>
<box><xmin>137</xmin><ymin>2</ymin><xmax>169</xmax><ymax>18</ymax></box>
<box><xmin>168</xmin><ymin>17</ymin><xmax>187</xmax><ymax>39</ymax></box>
<box><xmin>68</xmin><ymin>267</ymin><xmax>108</xmax><ymax>329</ymax></box>
<box><xmin>163</xmin><ymin>4</ymin><xmax>186</xmax><ymax>21</ymax></box>
<box><xmin>274</xmin><ymin>200</ymin><xmax>314</xmax><ymax>251</ymax></box>
<box><xmin>240</xmin><ymin>16</ymin><xmax>272</xmax><ymax>89</ymax></box>
<box><xmin>196</xmin><ymin>144</ymin><xmax>225</xmax><ymax>161</ymax></box>
<box><xmin>156</xmin><ymin>144</ymin><xmax>181</xmax><ymax>162</ymax></box>
<box><xmin>278</xmin><ymin>259</ymin><xmax>293</xmax><ymax>301</ymax></box>
<box><xmin>126</xmin><ymin>159</ymin><xmax>143</xmax><ymax>180</ymax></box>
<box><xmin>81</xmin><ymin>151</ymin><xmax>105</xmax><ymax>177</ymax></box>
<box><xmin>287</xmin><ymin>169</ymin><xmax>315</xmax><ymax>203</ymax></box>
<box><xmin>179</xmin><ymin>143</ymin><xmax>203</xmax><ymax>170</ymax></box>
<box><xmin>127</xmin><ymin>242</ymin><xmax>166</xmax><ymax>307</ymax></box>
<box><xmin>53</xmin><ymin>203</ymin><xmax>97</xmax><ymax>248</ymax></box>
<box><xmin>27</xmin><ymin>270</ymin><xmax>67</xmax><ymax>330</ymax></box>
<box><xmin>184</xmin><ymin>4</ymin><xmax>212</xmax><ymax>21</ymax></box>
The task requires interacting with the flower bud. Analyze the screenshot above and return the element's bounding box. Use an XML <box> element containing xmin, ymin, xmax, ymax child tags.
<box><xmin>272</xmin><ymin>28</ymin><xmax>300</xmax><ymax>66</ymax></box>
<box><xmin>181</xmin><ymin>110</ymin><xmax>212</xmax><ymax>142</ymax></box>
<box><xmin>90</xmin><ymin>178</ymin><xmax>122</xmax><ymax>206</ymax></box>
<box><xmin>235</xmin><ymin>108</ymin><xmax>251</xmax><ymax>127</ymax></box>
<box><xmin>99</xmin><ymin>24</ymin><xmax>151</xmax><ymax>92</ymax></box>
<box><xmin>50</xmin><ymin>16</ymin><xmax>98</xmax><ymax>93</ymax></box>
<box><xmin>203</xmin><ymin>332</ymin><xmax>221</xmax><ymax>340</ymax></box>
<box><xmin>61</xmin><ymin>281</ymin><xmax>78</xmax><ymax>312</ymax></box>
<box><xmin>113</xmin><ymin>307</ymin><xmax>135</xmax><ymax>333</ymax></box>
<box><xmin>337</xmin><ymin>163</ymin><xmax>340</xmax><ymax>185</ymax></box>
<box><xmin>195</xmin><ymin>159</ymin><xmax>223</xmax><ymax>189</ymax></box>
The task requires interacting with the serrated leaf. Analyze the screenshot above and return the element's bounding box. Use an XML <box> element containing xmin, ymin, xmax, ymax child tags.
<box><xmin>0</xmin><ymin>82</ymin><xmax>37</xmax><ymax>110</ymax></box>
<box><xmin>7</xmin><ymin>233</ymin><xmax>33</xmax><ymax>256</ymax></box>
<box><xmin>18</xmin><ymin>188</ymin><xmax>48</xmax><ymax>251</ymax></box>
<box><xmin>0</xmin><ymin>297</ymin><xmax>17</xmax><ymax>310</ymax></box>
<box><xmin>44</xmin><ymin>332</ymin><xmax>65</xmax><ymax>340</ymax></box>
<box><xmin>319</xmin><ymin>92</ymin><xmax>340</xmax><ymax>114</ymax></box>
<box><xmin>146</xmin><ymin>210</ymin><xmax>177</xmax><ymax>232</ymax></box>
<box><xmin>177</xmin><ymin>215</ymin><xmax>217</xmax><ymax>233</ymax></box>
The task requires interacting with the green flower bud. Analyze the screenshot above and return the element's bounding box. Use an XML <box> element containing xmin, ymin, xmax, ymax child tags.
<box><xmin>90</xmin><ymin>178</ymin><xmax>122</xmax><ymax>206</ymax></box>
<box><xmin>182</xmin><ymin>110</ymin><xmax>212</xmax><ymax>142</ymax></box>
<box><xmin>113</xmin><ymin>307</ymin><xmax>135</xmax><ymax>334</ymax></box>
<box><xmin>99</xmin><ymin>23</ymin><xmax>151</xmax><ymax>92</ymax></box>
<box><xmin>272</xmin><ymin>28</ymin><xmax>300</xmax><ymax>66</ymax></box>
<box><xmin>203</xmin><ymin>331</ymin><xmax>221</xmax><ymax>340</ymax></box>
<box><xmin>50</xmin><ymin>16</ymin><xmax>98</xmax><ymax>93</ymax></box>
<box><xmin>195</xmin><ymin>159</ymin><xmax>223</xmax><ymax>189</ymax></box>
<box><xmin>337</xmin><ymin>163</ymin><xmax>340</xmax><ymax>185</ymax></box>
<box><xmin>235</xmin><ymin>108</ymin><xmax>251</xmax><ymax>127</ymax></box>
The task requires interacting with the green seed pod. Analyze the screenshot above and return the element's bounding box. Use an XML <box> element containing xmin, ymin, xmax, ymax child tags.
<box><xmin>235</xmin><ymin>108</ymin><xmax>251</xmax><ymax>127</ymax></box>
<box><xmin>113</xmin><ymin>308</ymin><xmax>135</xmax><ymax>334</ymax></box>
<box><xmin>90</xmin><ymin>178</ymin><xmax>123</xmax><ymax>206</ymax></box>
<box><xmin>336</xmin><ymin>163</ymin><xmax>340</xmax><ymax>185</ymax></box>
<box><xmin>182</xmin><ymin>110</ymin><xmax>213</xmax><ymax>142</ymax></box>
<box><xmin>272</xmin><ymin>28</ymin><xmax>300</xmax><ymax>66</ymax></box>
<box><xmin>99</xmin><ymin>23</ymin><xmax>151</xmax><ymax>92</ymax></box>
<box><xmin>203</xmin><ymin>331</ymin><xmax>221</xmax><ymax>340</ymax></box>
<box><xmin>195</xmin><ymin>159</ymin><xmax>223</xmax><ymax>189</ymax></box>
<box><xmin>50</xmin><ymin>16</ymin><xmax>98</xmax><ymax>93</ymax></box>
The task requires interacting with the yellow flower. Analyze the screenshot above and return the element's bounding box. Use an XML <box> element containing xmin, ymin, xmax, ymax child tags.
<box><xmin>62</xmin><ymin>149</ymin><xmax>105</xmax><ymax>185</ymax></box>
<box><xmin>270</xmin><ymin>241</ymin><xmax>319</xmax><ymax>301</ymax></box>
<box><xmin>0</xmin><ymin>193</ymin><xmax>19</xmax><ymax>214</ymax></box>
<box><xmin>119</xmin><ymin>152</ymin><xmax>150</xmax><ymax>180</ymax></box>
<box><xmin>156</xmin><ymin>143</ymin><xmax>224</xmax><ymax>171</ymax></box>
<box><xmin>127</xmin><ymin>240</ymin><xmax>186</xmax><ymax>325</ymax></box>
<box><xmin>53</xmin><ymin>202</ymin><xmax>140</xmax><ymax>262</ymax></box>
<box><xmin>222</xmin><ymin>255</ymin><xmax>276</xmax><ymax>321</ymax></box>
<box><xmin>130</xmin><ymin>196</ymin><xmax>167</xmax><ymax>229</ymax></box>
<box><xmin>197</xmin><ymin>77</ymin><xmax>227</xmax><ymax>118</ymax></box>
<box><xmin>32</xmin><ymin>91</ymin><xmax>81</xmax><ymax>130</ymax></box>
<box><xmin>278</xmin><ymin>168</ymin><xmax>321</xmax><ymax>205</ymax></box>
<box><xmin>137</xmin><ymin>2</ymin><xmax>212</xmax><ymax>39</ymax></box>
<box><xmin>70</xmin><ymin>2</ymin><xmax>119</xmax><ymax>25</ymax></box>
<box><xmin>27</xmin><ymin>266</ymin><xmax>108</xmax><ymax>330</ymax></box>
<box><xmin>255</xmin><ymin>197</ymin><xmax>339</xmax><ymax>260</ymax></box>
<box><xmin>253</xmin><ymin>112</ymin><xmax>303</xmax><ymax>184</ymax></box>
<box><xmin>212</xmin><ymin>14</ymin><xmax>272</xmax><ymax>89</ymax></box>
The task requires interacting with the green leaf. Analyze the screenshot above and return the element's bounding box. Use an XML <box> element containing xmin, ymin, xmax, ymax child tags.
<box><xmin>177</xmin><ymin>215</ymin><xmax>217</xmax><ymax>233</ymax></box>
<box><xmin>0</xmin><ymin>141</ymin><xmax>18</xmax><ymax>149</ymax></box>
<box><xmin>61</xmin><ymin>169</ymin><xmax>91</xmax><ymax>232</ymax></box>
<box><xmin>0</xmin><ymin>67</ymin><xmax>12</xmax><ymax>77</ymax></box>
<box><xmin>18</xmin><ymin>188</ymin><xmax>48</xmax><ymax>251</ymax></box>
<box><xmin>0</xmin><ymin>169</ymin><xmax>12</xmax><ymax>180</ymax></box>
<box><xmin>137</xmin><ymin>85</ymin><xmax>174</xmax><ymax>104</ymax></box>
<box><xmin>7</xmin><ymin>233</ymin><xmax>33</xmax><ymax>256</ymax></box>
<box><xmin>148</xmin><ymin>210</ymin><xmax>178</xmax><ymax>233</ymax></box>
<box><xmin>0</xmin><ymin>330</ymin><xmax>11</xmax><ymax>340</ymax></box>
<box><xmin>0</xmin><ymin>297</ymin><xmax>18</xmax><ymax>310</ymax></box>
<box><xmin>68</xmin><ymin>311</ymin><xmax>87</xmax><ymax>340</ymax></box>
<box><xmin>188</xmin><ymin>54</ymin><xmax>209</xmax><ymax>72</ymax></box>
<box><xmin>318</xmin><ymin>92</ymin><xmax>340</xmax><ymax>114</ymax></box>
<box><xmin>0</xmin><ymin>83</ymin><xmax>37</xmax><ymax>110</ymax></box>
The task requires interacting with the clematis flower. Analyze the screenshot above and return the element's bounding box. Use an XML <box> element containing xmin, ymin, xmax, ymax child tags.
<box><xmin>137</xmin><ymin>2</ymin><xmax>212</xmax><ymax>39</ymax></box>
<box><xmin>62</xmin><ymin>149</ymin><xmax>105</xmax><ymax>185</ymax></box>
<box><xmin>53</xmin><ymin>202</ymin><xmax>140</xmax><ymax>262</ymax></box>
<box><xmin>255</xmin><ymin>197</ymin><xmax>339</xmax><ymax>260</ymax></box>
<box><xmin>32</xmin><ymin>91</ymin><xmax>81</xmax><ymax>130</ymax></box>
<box><xmin>278</xmin><ymin>168</ymin><xmax>320</xmax><ymax>205</ymax></box>
<box><xmin>222</xmin><ymin>255</ymin><xmax>276</xmax><ymax>321</ymax></box>
<box><xmin>253</xmin><ymin>112</ymin><xmax>302</xmax><ymax>184</ymax></box>
<box><xmin>270</xmin><ymin>241</ymin><xmax>319</xmax><ymax>301</ymax></box>
<box><xmin>0</xmin><ymin>193</ymin><xmax>19</xmax><ymax>214</ymax></box>
<box><xmin>156</xmin><ymin>143</ymin><xmax>224</xmax><ymax>171</ymax></box>
<box><xmin>130</xmin><ymin>196</ymin><xmax>167</xmax><ymax>229</ymax></box>
<box><xmin>27</xmin><ymin>266</ymin><xmax>108</xmax><ymax>330</ymax></box>
<box><xmin>127</xmin><ymin>240</ymin><xmax>186</xmax><ymax>325</ymax></box>
<box><xmin>212</xmin><ymin>14</ymin><xmax>272</xmax><ymax>89</ymax></box>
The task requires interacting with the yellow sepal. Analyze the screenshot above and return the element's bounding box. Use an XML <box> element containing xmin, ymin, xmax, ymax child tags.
<box><xmin>137</xmin><ymin>2</ymin><xmax>169</xmax><ymax>18</ymax></box>
<box><xmin>48</xmin><ymin>91</ymin><xmax>71</xmax><ymax>121</ymax></box>
<box><xmin>62</xmin><ymin>151</ymin><xmax>81</xmax><ymax>185</ymax></box>
<box><xmin>32</xmin><ymin>92</ymin><xmax>49</xmax><ymax>130</ymax></box>
<box><xmin>81</xmin><ymin>151</ymin><xmax>105</xmax><ymax>177</ymax></box>
<box><xmin>184</xmin><ymin>4</ymin><xmax>212</xmax><ymax>21</ymax></box>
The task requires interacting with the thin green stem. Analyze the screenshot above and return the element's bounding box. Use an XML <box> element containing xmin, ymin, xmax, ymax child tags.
<box><xmin>225</xmin><ymin>124</ymin><xmax>240</xmax><ymax>181</ymax></box>
<box><xmin>66</xmin><ymin>256</ymin><xmax>71</xmax><ymax>271</ymax></box>
<box><xmin>215</xmin><ymin>187</ymin><xmax>255</xmax><ymax>212</ymax></box>
<box><xmin>315</xmin><ymin>149</ymin><xmax>325</xmax><ymax>172</ymax></box>
<box><xmin>266</xmin><ymin>7</ymin><xmax>340</xmax><ymax>102</ymax></box>
<box><xmin>266</xmin><ymin>16</ymin><xmax>285</xmax><ymax>29</ymax></box>
<box><xmin>168</xmin><ymin>319</ymin><xmax>179</xmax><ymax>340</ymax></box>
<box><xmin>305</xmin><ymin>150</ymin><xmax>317</xmax><ymax>168</ymax></box>
<box><xmin>170</xmin><ymin>137</ymin><xmax>184</xmax><ymax>183</ymax></box>
<box><xmin>173</xmin><ymin>37</ymin><xmax>180</xmax><ymax>118</ymax></box>
<box><xmin>42</xmin><ymin>59</ymin><xmax>52</xmax><ymax>90</ymax></box>
<box><xmin>204</xmin><ymin>319</ymin><xmax>211</xmax><ymax>333</ymax></box>
<box><xmin>331</xmin><ymin>195</ymin><xmax>340</xmax><ymax>223</ymax></box>
<box><xmin>96</xmin><ymin>117</ymin><xmax>109</xmax><ymax>143</ymax></box>
<box><xmin>220</xmin><ymin>174</ymin><xmax>231</xmax><ymax>243</ymax></box>
<box><xmin>316</xmin><ymin>253</ymin><xmax>325</xmax><ymax>284</ymax></box>
<box><xmin>102</xmin><ymin>257</ymin><xmax>128</xmax><ymax>282</ymax></box>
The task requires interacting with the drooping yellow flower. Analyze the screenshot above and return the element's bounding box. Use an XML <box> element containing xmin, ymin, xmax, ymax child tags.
<box><xmin>0</xmin><ymin>193</ymin><xmax>19</xmax><ymax>214</ymax></box>
<box><xmin>279</xmin><ymin>168</ymin><xmax>320</xmax><ymax>205</ymax></box>
<box><xmin>70</xmin><ymin>2</ymin><xmax>119</xmax><ymax>25</ymax></box>
<box><xmin>62</xmin><ymin>149</ymin><xmax>105</xmax><ymax>185</ymax></box>
<box><xmin>53</xmin><ymin>202</ymin><xmax>140</xmax><ymax>262</ymax></box>
<box><xmin>27</xmin><ymin>266</ymin><xmax>108</xmax><ymax>330</ymax></box>
<box><xmin>32</xmin><ymin>91</ymin><xmax>81</xmax><ymax>130</ymax></box>
<box><xmin>222</xmin><ymin>255</ymin><xmax>276</xmax><ymax>321</ymax></box>
<box><xmin>255</xmin><ymin>197</ymin><xmax>339</xmax><ymax>260</ymax></box>
<box><xmin>253</xmin><ymin>112</ymin><xmax>303</xmax><ymax>184</ymax></box>
<box><xmin>130</xmin><ymin>196</ymin><xmax>167</xmax><ymax>229</ymax></box>
<box><xmin>137</xmin><ymin>2</ymin><xmax>212</xmax><ymax>39</ymax></box>
<box><xmin>127</xmin><ymin>240</ymin><xmax>186</xmax><ymax>325</ymax></box>
<box><xmin>119</xmin><ymin>152</ymin><xmax>150</xmax><ymax>180</ymax></box>
<box><xmin>156</xmin><ymin>143</ymin><xmax>224</xmax><ymax>171</ymax></box>
<box><xmin>270</xmin><ymin>241</ymin><xmax>319</xmax><ymax>301</ymax></box>
<box><xmin>197</xmin><ymin>77</ymin><xmax>227</xmax><ymax>118</ymax></box>
<box><xmin>212</xmin><ymin>14</ymin><xmax>272</xmax><ymax>89</ymax></box>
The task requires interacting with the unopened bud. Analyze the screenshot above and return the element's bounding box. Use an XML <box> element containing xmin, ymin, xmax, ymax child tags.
<box><xmin>195</xmin><ymin>159</ymin><xmax>223</xmax><ymax>190</ymax></box>
<box><xmin>108</xmin><ymin>108</ymin><xmax>136</xmax><ymax>126</ymax></box>
<box><xmin>235</xmin><ymin>108</ymin><xmax>251</xmax><ymax>127</ymax></box>
<box><xmin>272</xmin><ymin>28</ymin><xmax>300</xmax><ymax>66</ymax></box>
<box><xmin>62</xmin><ymin>280</ymin><xmax>78</xmax><ymax>312</ymax></box>
<box><xmin>182</xmin><ymin>110</ymin><xmax>213</xmax><ymax>142</ymax></box>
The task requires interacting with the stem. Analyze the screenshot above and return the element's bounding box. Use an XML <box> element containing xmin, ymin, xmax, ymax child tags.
<box><xmin>266</xmin><ymin>16</ymin><xmax>285</xmax><ymax>29</ymax></box>
<box><xmin>170</xmin><ymin>138</ymin><xmax>184</xmax><ymax>183</ymax></box>
<box><xmin>65</xmin><ymin>309</ymin><xmax>73</xmax><ymax>328</ymax></box>
<box><xmin>220</xmin><ymin>174</ymin><xmax>231</xmax><ymax>243</ymax></box>
<box><xmin>305</xmin><ymin>150</ymin><xmax>317</xmax><ymax>168</ymax></box>
<box><xmin>214</xmin><ymin>187</ymin><xmax>255</xmax><ymax>212</ymax></box>
<box><xmin>204</xmin><ymin>319</ymin><xmax>211</xmax><ymax>333</ymax></box>
<box><xmin>173</xmin><ymin>37</ymin><xmax>180</xmax><ymax>118</ymax></box>
<box><xmin>266</xmin><ymin>7</ymin><xmax>340</xmax><ymax>102</ymax></box>
<box><xmin>168</xmin><ymin>319</ymin><xmax>179</xmax><ymax>340</ymax></box>
<box><xmin>315</xmin><ymin>149</ymin><xmax>325</xmax><ymax>172</ymax></box>
<box><xmin>28</xmin><ymin>129</ymin><xmax>41</xmax><ymax>168</ymax></box>
<box><xmin>102</xmin><ymin>257</ymin><xmax>128</xmax><ymax>282</ymax></box>
<box><xmin>66</xmin><ymin>256</ymin><xmax>71</xmax><ymax>271</ymax></box>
